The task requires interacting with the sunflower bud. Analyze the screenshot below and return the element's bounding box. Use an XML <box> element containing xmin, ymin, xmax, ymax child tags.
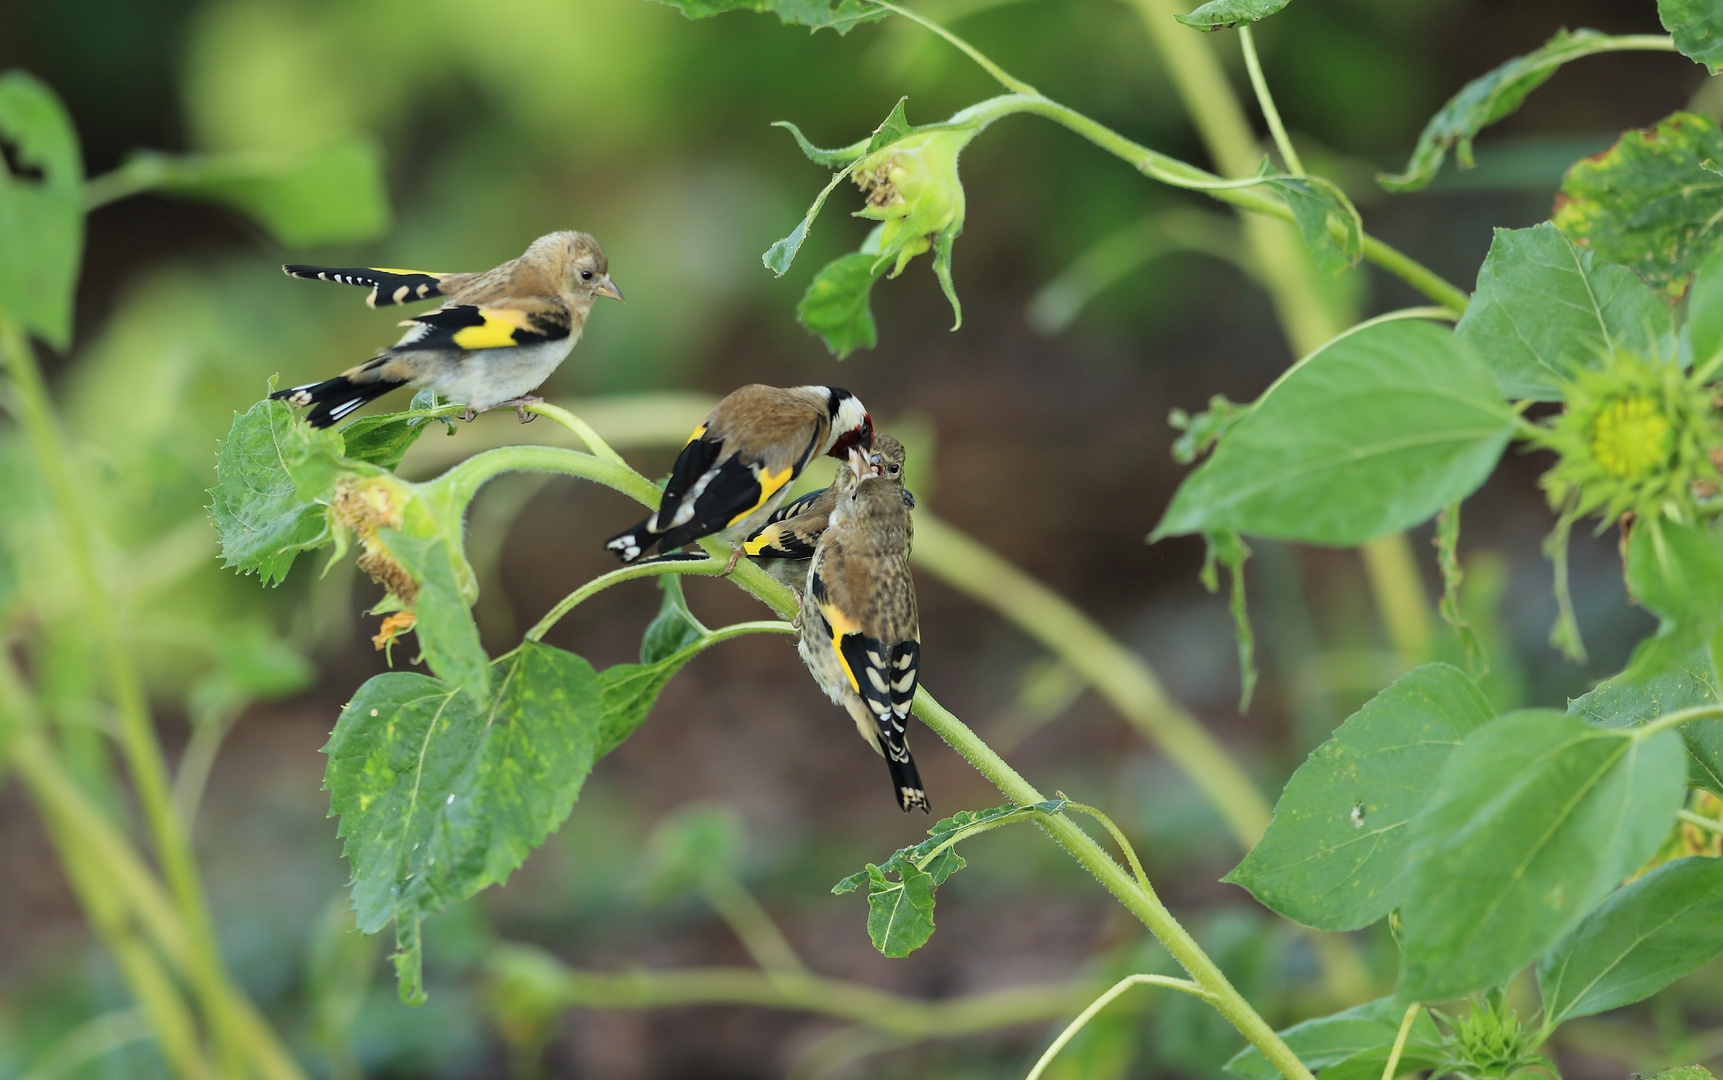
<box><xmin>1532</xmin><ymin>350</ymin><xmax>1722</xmax><ymax>527</ymax></box>
<box><xmin>852</xmin><ymin>127</ymin><xmax>973</xmax><ymax>277</ymax></box>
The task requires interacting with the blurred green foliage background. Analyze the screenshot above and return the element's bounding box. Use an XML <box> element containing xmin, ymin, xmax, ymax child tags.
<box><xmin>2</xmin><ymin>0</ymin><xmax>1719</xmax><ymax>1076</ymax></box>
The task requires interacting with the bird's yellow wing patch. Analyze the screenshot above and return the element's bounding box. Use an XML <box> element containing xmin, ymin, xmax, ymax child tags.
<box><xmin>743</xmin><ymin>524</ymin><xmax>783</xmax><ymax>557</ymax></box>
<box><xmin>448</xmin><ymin>307</ymin><xmax>536</xmax><ymax>350</ymax></box>
<box><xmin>821</xmin><ymin>606</ymin><xmax>863</xmax><ymax>692</ymax></box>
<box><xmin>725</xmin><ymin>465</ymin><xmax>794</xmax><ymax>527</ymax></box>
<box><xmin>686</xmin><ymin>423</ymin><xmax>709</xmax><ymax>444</ymax></box>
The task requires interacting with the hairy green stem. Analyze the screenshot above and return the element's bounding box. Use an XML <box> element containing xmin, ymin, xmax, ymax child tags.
<box><xmin>1025</xmin><ymin>974</ymin><xmax>1215</xmax><ymax>1080</ymax></box>
<box><xmin>527</xmin><ymin>557</ymin><xmax>726</xmax><ymax>641</ymax></box>
<box><xmin>1062</xmin><ymin>800</ymin><xmax>1153</xmax><ymax>895</ymax></box>
<box><xmin>0</xmin><ymin>313</ymin><xmax>246</xmax><ymax>1074</ymax></box>
<box><xmin>1238</xmin><ymin>27</ymin><xmax>1303</xmax><ymax>175</ymax></box>
<box><xmin>530</xmin><ymin>558</ymin><xmax>720</xmax><ymax>640</ymax></box>
<box><xmin>523</xmin><ymin>400</ymin><xmax>628</xmax><ymax>466</ymax></box>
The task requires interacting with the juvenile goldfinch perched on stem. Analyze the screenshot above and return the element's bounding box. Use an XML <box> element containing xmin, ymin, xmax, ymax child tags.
<box><xmin>605</xmin><ymin>385</ymin><xmax>873</xmax><ymax>570</ymax></box>
<box><xmin>744</xmin><ymin>434</ymin><xmax>915</xmax><ymax>593</ymax></box>
<box><xmin>271</xmin><ymin>231</ymin><xmax>622</xmax><ymax>428</ymax></box>
<box><xmin>798</xmin><ymin>473</ymin><xmax>929</xmax><ymax>813</ymax></box>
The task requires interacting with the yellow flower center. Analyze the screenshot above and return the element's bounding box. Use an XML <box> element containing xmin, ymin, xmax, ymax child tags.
<box><xmin>1588</xmin><ymin>395</ymin><xmax>1672</xmax><ymax>478</ymax></box>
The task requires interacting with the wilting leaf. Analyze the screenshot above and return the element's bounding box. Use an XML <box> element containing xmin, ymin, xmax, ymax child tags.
<box><xmin>1266</xmin><ymin>174</ymin><xmax>1362</xmax><ymax>274</ymax></box>
<box><xmin>773</xmin><ymin>121</ymin><xmax>867</xmax><ymax>168</ymax></box>
<box><xmin>1552</xmin><ymin>111</ymin><xmax>1723</xmax><ymax>299</ymax></box>
<box><xmin>1381</xmin><ymin>30</ymin><xmax>1630</xmax><ymax>193</ymax></box>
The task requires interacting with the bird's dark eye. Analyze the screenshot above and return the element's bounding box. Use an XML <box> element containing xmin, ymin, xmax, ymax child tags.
<box><xmin>581</xmin><ymin>270</ymin><xmax>594</xmax><ymax>280</ymax></box>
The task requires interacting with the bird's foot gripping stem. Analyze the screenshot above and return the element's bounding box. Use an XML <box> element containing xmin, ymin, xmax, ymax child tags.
<box><xmin>492</xmin><ymin>395</ymin><xmax>544</xmax><ymax>423</ymax></box>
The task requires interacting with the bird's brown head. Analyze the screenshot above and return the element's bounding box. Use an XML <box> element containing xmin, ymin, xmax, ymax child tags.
<box><xmin>832</xmin><ymin>474</ymin><xmax>913</xmax><ymax>552</ymax></box>
<box><xmin>537</xmin><ymin>230</ymin><xmax>623</xmax><ymax>305</ymax></box>
<box><xmin>865</xmin><ymin>434</ymin><xmax>907</xmax><ymax>482</ymax></box>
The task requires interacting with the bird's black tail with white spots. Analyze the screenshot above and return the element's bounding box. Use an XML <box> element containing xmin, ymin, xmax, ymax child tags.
<box><xmin>604</xmin><ymin>519</ymin><xmax>661</xmax><ymax>563</ymax></box>
<box><xmin>880</xmin><ymin>739</ymin><xmax>930</xmax><ymax>814</ymax></box>
<box><xmin>270</xmin><ymin>374</ymin><xmax>407</xmax><ymax>429</ymax></box>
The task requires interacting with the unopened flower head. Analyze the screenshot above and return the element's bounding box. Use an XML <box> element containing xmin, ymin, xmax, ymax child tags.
<box><xmin>1534</xmin><ymin>349</ymin><xmax>1722</xmax><ymax>526</ymax></box>
<box><xmin>853</xmin><ymin>127</ymin><xmax>974</xmax><ymax>276</ymax></box>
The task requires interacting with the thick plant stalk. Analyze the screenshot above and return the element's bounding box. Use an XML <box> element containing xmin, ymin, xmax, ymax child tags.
<box><xmin>1125</xmin><ymin>0</ymin><xmax>1437</xmax><ymax>672</ymax></box>
<box><xmin>0</xmin><ymin>314</ymin><xmax>254</xmax><ymax>1073</ymax></box>
<box><xmin>0</xmin><ymin>659</ymin><xmax>309</xmax><ymax>1080</ymax></box>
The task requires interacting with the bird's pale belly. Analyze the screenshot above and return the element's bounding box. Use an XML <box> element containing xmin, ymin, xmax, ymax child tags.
<box><xmin>422</xmin><ymin>338</ymin><xmax>577</xmax><ymax>411</ymax></box>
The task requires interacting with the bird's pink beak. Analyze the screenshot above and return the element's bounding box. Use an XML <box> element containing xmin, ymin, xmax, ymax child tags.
<box><xmin>847</xmin><ymin>445</ymin><xmax>871</xmax><ymax>480</ymax></box>
<box><xmin>596</xmin><ymin>275</ymin><xmax>624</xmax><ymax>302</ymax></box>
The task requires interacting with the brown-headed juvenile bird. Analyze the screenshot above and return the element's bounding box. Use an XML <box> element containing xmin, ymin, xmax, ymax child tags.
<box><xmin>272</xmin><ymin>231</ymin><xmax>622</xmax><ymax>428</ymax></box>
<box><xmin>606</xmin><ymin>385</ymin><xmax>873</xmax><ymax>571</ymax></box>
<box><xmin>743</xmin><ymin>434</ymin><xmax>915</xmax><ymax>593</ymax></box>
<box><xmin>798</xmin><ymin>473</ymin><xmax>928</xmax><ymax>813</ymax></box>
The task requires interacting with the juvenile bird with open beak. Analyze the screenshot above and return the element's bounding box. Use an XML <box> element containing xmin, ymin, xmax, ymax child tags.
<box><xmin>605</xmin><ymin>384</ymin><xmax>873</xmax><ymax>572</ymax></box>
<box><xmin>798</xmin><ymin>471</ymin><xmax>929</xmax><ymax>813</ymax></box>
<box><xmin>744</xmin><ymin>434</ymin><xmax>915</xmax><ymax>595</ymax></box>
<box><xmin>272</xmin><ymin>231</ymin><xmax>622</xmax><ymax>427</ymax></box>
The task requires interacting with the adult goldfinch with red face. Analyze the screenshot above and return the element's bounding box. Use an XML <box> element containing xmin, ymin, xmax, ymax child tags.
<box><xmin>605</xmin><ymin>384</ymin><xmax>873</xmax><ymax>569</ymax></box>
<box><xmin>272</xmin><ymin>231</ymin><xmax>622</xmax><ymax>428</ymax></box>
<box><xmin>798</xmin><ymin>473</ymin><xmax>928</xmax><ymax>813</ymax></box>
<box><xmin>744</xmin><ymin>434</ymin><xmax>914</xmax><ymax>592</ymax></box>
